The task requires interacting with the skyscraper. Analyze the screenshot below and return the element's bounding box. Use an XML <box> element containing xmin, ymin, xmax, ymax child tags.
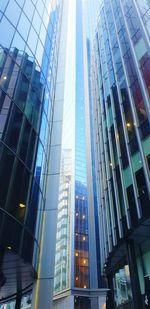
<box><xmin>53</xmin><ymin>1</ymin><xmax>107</xmax><ymax>309</ymax></box>
<box><xmin>92</xmin><ymin>0</ymin><xmax>150</xmax><ymax>308</ymax></box>
<box><xmin>0</xmin><ymin>0</ymin><xmax>63</xmax><ymax>308</ymax></box>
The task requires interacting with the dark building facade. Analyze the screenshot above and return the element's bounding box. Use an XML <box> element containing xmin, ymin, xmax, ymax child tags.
<box><xmin>92</xmin><ymin>0</ymin><xmax>150</xmax><ymax>308</ymax></box>
<box><xmin>0</xmin><ymin>0</ymin><xmax>63</xmax><ymax>306</ymax></box>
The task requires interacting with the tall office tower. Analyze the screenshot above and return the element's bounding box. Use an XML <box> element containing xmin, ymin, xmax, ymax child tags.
<box><xmin>53</xmin><ymin>0</ymin><xmax>107</xmax><ymax>309</ymax></box>
<box><xmin>0</xmin><ymin>0</ymin><xmax>63</xmax><ymax>308</ymax></box>
<box><xmin>92</xmin><ymin>0</ymin><xmax>150</xmax><ymax>308</ymax></box>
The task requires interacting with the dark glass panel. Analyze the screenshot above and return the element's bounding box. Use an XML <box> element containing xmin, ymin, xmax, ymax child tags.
<box><xmin>140</xmin><ymin>53</ymin><xmax>150</xmax><ymax>98</ymax></box>
<box><xmin>129</xmin><ymin>137</ymin><xmax>139</xmax><ymax>155</ymax></box>
<box><xmin>4</xmin><ymin>104</ymin><xmax>23</xmax><ymax>152</ymax></box>
<box><xmin>22</xmin><ymin>231</ymin><xmax>34</xmax><ymax>264</ymax></box>
<box><xmin>135</xmin><ymin>168</ymin><xmax>150</xmax><ymax>217</ymax></box>
<box><xmin>116</xmin><ymin>165</ymin><xmax>126</xmax><ymax>219</ymax></box>
<box><xmin>7</xmin><ymin>62</ymin><xmax>20</xmax><ymax>98</ymax></box>
<box><xmin>0</xmin><ymin>209</ymin><xmax>22</xmax><ymax>253</ymax></box>
<box><xmin>131</xmin><ymin>79</ymin><xmax>148</xmax><ymax>124</ymax></box>
<box><xmin>26</xmin><ymin>129</ymin><xmax>37</xmax><ymax>169</ymax></box>
<box><xmin>110</xmin><ymin>178</ymin><xmax>119</xmax><ymax>241</ymax></box>
<box><xmin>126</xmin><ymin>185</ymin><xmax>138</xmax><ymax>226</ymax></box>
<box><xmin>110</xmin><ymin>125</ymin><xmax>118</xmax><ymax>165</ymax></box>
<box><xmin>19</xmin><ymin>119</ymin><xmax>31</xmax><ymax>162</ymax></box>
<box><xmin>121</xmin><ymin>86</ymin><xmax>138</xmax><ymax>150</ymax></box>
<box><xmin>140</xmin><ymin>118</ymin><xmax>150</xmax><ymax>139</ymax></box>
<box><xmin>32</xmin><ymin>94</ymin><xmax>42</xmax><ymax>132</ymax></box>
<box><xmin>5</xmin><ymin>160</ymin><xmax>30</xmax><ymax>222</ymax></box>
<box><xmin>147</xmin><ymin>154</ymin><xmax>150</xmax><ymax>172</ymax></box>
<box><xmin>0</xmin><ymin>91</ymin><xmax>12</xmax><ymax>139</ymax></box>
<box><xmin>0</xmin><ymin>145</ymin><xmax>14</xmax><ymax>209</ymax></box>
<box><xmin>13</xmin><ymin>71</ymin><xmax>30</xmax><ymax>110</ymax></box>
<box><xmin>26</xmin><ymin>179</ymin><xmax>40</xmax><ymax>234</ymax></box>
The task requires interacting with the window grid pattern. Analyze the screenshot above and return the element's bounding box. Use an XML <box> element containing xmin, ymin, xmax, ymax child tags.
<box><xmin>92</xmin><ymin>0</ymin><xmax>150</xmax><ymax>272</ymax></box>
<box><xmin>0</xmin><ymin>0</ymin><xmax>63</xmax><ymax>275</ymax></box>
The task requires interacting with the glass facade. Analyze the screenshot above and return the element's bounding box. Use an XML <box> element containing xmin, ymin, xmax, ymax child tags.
<box><xmin>74</xmin><ymin>0</ymin><xmax>90</xmax><ymax>290</ymax></box>
<box><xmin>53</xmin><ymin>0</ymin><xmax>76</xmax><ymax>296</ymax></box>
<box><xmin>54</xmin><ymin>149</ymin><xmax>72</xmax><ymax>293</ymax></box>
<box><xmin>113</xmin><ymin>264</ymin><xmax>132</xmax><ymax>307</ymax></box>
<box><xmin>0</xmin><ymin>0</ymin><xmax>62</xmax><ymax>303</ymax></box>
<box><xmin>54</xmin><ymin>0</ymin><xmax>91</xmax><ymax>303</ymax></box>
<box><xmin>92</xmin><ymin>0</ymin><xmax>150</xmax><ymax>307</ymax></box>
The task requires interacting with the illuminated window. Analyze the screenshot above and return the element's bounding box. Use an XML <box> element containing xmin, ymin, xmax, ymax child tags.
<box><xmin>7</xmin><ymin>246</ymin><xmax>12</xmax><ymax>250</ymax></box>
<box><xmin>19</xmin><ymin>203</ymin><xmax>25</xmax><ymax>208</ymax></box>
<box><xmin>84</xmin><ymin>285</ymin><xmax>87</xmax><ymax>289</ymax></box>
<box><xmin>82</xmin><ymin>215</ymin><xmax>85</xmax><ymax>219</ymax></box>
<box><xmin>76</xmin><ymin>212</ymin><xmax>79</xmax><ymax>217</ymax></box>
<box><xmin>83</xmin><ymin>236</ymin><xmax>86</xmax><ymax>241</ymax></box>
<box><xmin>75</xmin><ymin>252</ymin><xmax>79</xmax><ymax>257</ymax></box>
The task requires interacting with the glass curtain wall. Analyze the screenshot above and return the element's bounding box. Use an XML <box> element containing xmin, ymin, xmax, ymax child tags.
<box><xmin>54</xmin><ymin>0</ymin><xmax>76</xmax><ymax>296</ymax></box>
<box><xmin>92</xmin><ymin>0</ymin><xmax>150</xmax><ymax>269</ymax></box>
<box><xmin>92</xmin><ymin>0</ymin><xmax>150</xmax><ymax>306</ymax></box>
<box><xmin>74</xmin><ymin>0</ymin><xmax>90</xmax><ymax>290</ymax></box>
<box><xmin>0</xmin><ymin>0</ymin><xmax>63</xmax><ymax>303</ymax></box>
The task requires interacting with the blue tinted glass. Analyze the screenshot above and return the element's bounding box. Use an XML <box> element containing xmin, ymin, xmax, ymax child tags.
<box><xmin>0</xmin><ymin>0</ymin><xmax>9</xmax><ymax>12</ymax></box>
<box><xmin>40</xmin><ymin>112</ymin><xmax>47</xmax><ymax>144</ymax></box>
<box><xmin>27</xmin><ymin>27</ymin><xmax>38</xmax><ymax>54</ymax></box>
<box><xmin>36</xmin><ymin>40</ymin><xmax>44</xmax><ymax>65</ymax></box>
<box><xmin>0</xmin><ymin>16</ymin><xmax>15</xmax><ymax>48</ymax></box>
<box><xmin>5</xmin><ymin>1</ymin><xmax>21</xmax><ymax>26</ymax></box>
<box><xmin>36</xmin><ymin>1</ymin><xmax>44</xmax><ymax>17</ymax></box>
<box><xmin>32</xmin><ymin>9</ymin><xmax>42</xmax><ymax>34</ymax></box>
<box><xmin>17</xmin><ymin>12</ymin><xmax>30</xmax><ymax>41</ymax></box>
<box><xmin>39</xmin><ymin>23</ymin><xmax>47</xmax><ymax>46</ymax></box>
<box><xmin>23</xmin><ymin>0</ymin><xmax>35</xmax><ymax>21</ymax></box>
<box><xmin>11</xmin><ymin>31</ymin><xmax>26</xmax><ymax>51</ymax></box>
<box><xmin>15</xmin><ymin>0</ymin><xmax>25</xmax><ymax>7</ymax></box>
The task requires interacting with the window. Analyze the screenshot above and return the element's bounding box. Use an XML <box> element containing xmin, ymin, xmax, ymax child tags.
<box><xmin>136</xmin><ymin>168</ymin><xmax>150</xmax><ymax>217</ymax></box>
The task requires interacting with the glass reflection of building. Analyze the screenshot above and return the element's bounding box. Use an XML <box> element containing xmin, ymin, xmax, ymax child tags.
<box><xmin>92</xmin><ymin>0</ymin><xmax>150</xmax><ymax>308</ymax></box>
<box><xmin>0</xmin><ymin>0</ymin><xmax>63</xmax><ymax>308</ymax></box>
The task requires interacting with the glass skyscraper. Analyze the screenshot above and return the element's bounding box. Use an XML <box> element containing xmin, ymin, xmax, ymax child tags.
<box><xmin>92</xmin><ymin>0</ymin><xmax>150</xmax><ymax>308</ymax></box>
<box><xmin>0</xmin><ymin>0</ymin><xmax>63</xmax><ymax>308</ymax></box>
<box><xmin>53</xmin><ymin>1</ymin><xmax>107</xmax><ymax>309</ymax></box>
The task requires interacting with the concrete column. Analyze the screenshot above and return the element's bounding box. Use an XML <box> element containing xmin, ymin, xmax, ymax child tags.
<box><xmin>98</xmin><ymin>295</ymin><xmax>107</xmax><ymax>309</ymax></box>
<box><xmin>53</xmin><ymin>295</ymin><xmax>74</xmax><ymax>309</ymax></box>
